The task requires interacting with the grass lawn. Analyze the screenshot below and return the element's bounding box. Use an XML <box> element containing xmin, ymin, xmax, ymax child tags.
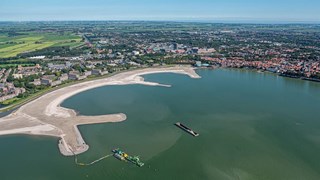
<box><xmin>1</xmin><ymin>97</ymin><xmax>21</xmax><ymax>105</ymax></box>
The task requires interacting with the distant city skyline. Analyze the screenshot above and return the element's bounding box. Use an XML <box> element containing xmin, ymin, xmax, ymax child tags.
<box><xmin>1</xmin><ymin>0</ymin><xmax>320</xmax><ymax>23</ymax></box>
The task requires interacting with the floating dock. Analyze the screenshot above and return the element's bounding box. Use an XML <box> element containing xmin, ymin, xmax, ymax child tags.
<box><xmin>175</xmin><ymin>122</ymin><xmax>199</xmax><ymax>137</ymax></box>
<box><xmin>112</xmin><ymin>148</ymin><xmax>144</xmax><ymax>167</ymax></box>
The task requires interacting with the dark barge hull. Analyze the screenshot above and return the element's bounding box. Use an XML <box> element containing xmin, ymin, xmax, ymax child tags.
<box><xmin>301</xmin><ymin>77</ymin><xmax>320</xmax><ymax>82</ymax></box>
<box><xmin>175</xmin><ymin>122</ymin><xmax>199</xmax><ymax>137</ymax></box>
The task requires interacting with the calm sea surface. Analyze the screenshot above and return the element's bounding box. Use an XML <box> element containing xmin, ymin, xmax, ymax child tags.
<box><xmin>0</xmin><ymin>69</ymin><xmax>320</xmax><ymax>180</ymax></box>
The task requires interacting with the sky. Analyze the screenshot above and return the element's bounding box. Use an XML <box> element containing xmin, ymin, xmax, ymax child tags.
<box><xmin>1</xmin><ymin>0</ymin><xmax>320</xmax><ymax>22</ymax></box>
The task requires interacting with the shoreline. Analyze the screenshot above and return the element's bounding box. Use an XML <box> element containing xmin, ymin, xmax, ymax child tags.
<box><xmin>217</xmin><ymin>66</ymin><xmax>320</xmax><ymax>83</ymax></box>
<box><xmin>0</xmin><ymin>67</ymin><xmax>153</xmax><ymax>113</ymax></box>
<box><xmin>0</xmin><ymin>66</ymin><xmax>200</xmax><ymax>156</ymax></box>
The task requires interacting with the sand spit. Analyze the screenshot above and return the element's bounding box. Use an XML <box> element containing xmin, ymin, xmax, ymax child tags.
<box><xmin>0</xmin><ymin>66</ymin><xmax>200</xmax><ymax>156</ymax></box>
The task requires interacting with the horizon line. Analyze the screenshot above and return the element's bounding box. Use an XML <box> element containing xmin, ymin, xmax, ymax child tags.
<box><xmin>0</xmin><ymin>19</ymin><xmax>320</xmax><ymax>25</ymax></box>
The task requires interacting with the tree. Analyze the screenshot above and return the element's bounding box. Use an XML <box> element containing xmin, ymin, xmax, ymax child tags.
<box><xmin>13</xmin><ymin>80</ymin><xmax>21</xmax><ymax>87</ymax></box>
<box><xmin>26</xmin><ymin>83</ymin><xmax>35</xmax><ymax>89</ymax></box>
<box><xmin>55</xmin><ymin>71</ymin><xmax>61</xmax><ymax>77</ymax></box>
<box><xmin>6</xmin><ymin>75</ymin><xmax>14</xmax><ymax>82</ymax></box>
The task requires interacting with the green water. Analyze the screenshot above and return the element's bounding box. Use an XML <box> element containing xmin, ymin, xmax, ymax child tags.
<box><xmin>1</xmin><ymin>69</ymin><xmax>320</xmax><ymax>180</ymax></box>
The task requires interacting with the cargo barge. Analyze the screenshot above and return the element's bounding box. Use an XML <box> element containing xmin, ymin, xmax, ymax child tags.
<box><xmin>175</xmin><ymin>122</ymin><xmax>199</xmax><ymax>137</ymax></box>
<box><xmin>112</xmin><ymin>148</ymin><xmax>144</xmax><ymax>167</ymax></box>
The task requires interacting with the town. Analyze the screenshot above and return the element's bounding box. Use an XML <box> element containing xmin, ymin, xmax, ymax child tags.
<box><xmin>0</xmin><ymin>21</ymin><xmax>320</xmax><ymax>106</ymax></box>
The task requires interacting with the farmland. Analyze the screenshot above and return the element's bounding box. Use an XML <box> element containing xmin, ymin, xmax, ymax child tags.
<box><xmin>0</xmin><ymin>32</ymin><xmax>83</xmax><ymax>58</ymax></box>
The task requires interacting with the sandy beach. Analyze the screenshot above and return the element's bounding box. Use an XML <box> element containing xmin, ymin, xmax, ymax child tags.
<box><xmin>0</xmin><ymin>66</ymin><xmax>200</xmax><ymax>156</ymax></box>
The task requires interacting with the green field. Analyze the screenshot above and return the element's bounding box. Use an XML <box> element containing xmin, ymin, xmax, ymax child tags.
<box><xmin>0</xmin><ymin>33</ymin><xmax>83</xmax><ymax>58</ymax></box>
